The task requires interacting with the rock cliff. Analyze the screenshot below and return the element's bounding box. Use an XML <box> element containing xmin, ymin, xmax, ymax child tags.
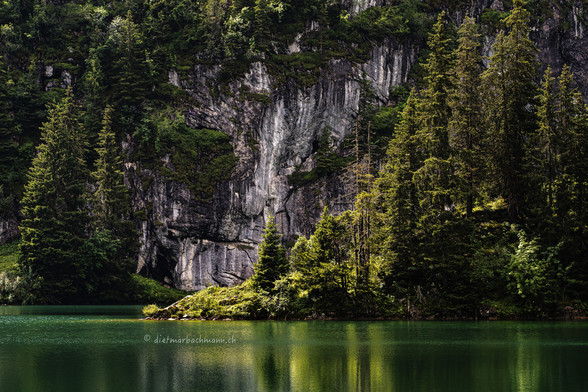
<box><xmin>134</xmin><ymin>35</ymin><xmax>419</xmax><ymax>290</ymax></box>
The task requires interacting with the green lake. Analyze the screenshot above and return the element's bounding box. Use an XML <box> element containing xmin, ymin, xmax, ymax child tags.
<box><xmin>0</xmin><ymin>306</ymin><xmax>587</xmax><ymax>391</ymax></box>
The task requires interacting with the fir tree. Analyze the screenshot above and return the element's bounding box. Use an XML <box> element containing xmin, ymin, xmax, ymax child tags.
<box><xmin>290</xmin><ymin>208</ymin><xmax>355</xmax><ymax>314</ymax></box>
<box><xmin>253</xmin><ymin>0</ymin><xmax>272</xmax><ymax>52</ymax></box>
<box><xmin>416</xmin><ymin>11</ymin><xmax>455</xmax><ymax>212</ymax></box>
<box><xmin>111</xmin><ymin>11</ymin><xmax>150</xmax><ymax>112</ymax></box>
<box><xmin>482</xmin><ymin>0</ymin><xmax>539</xmax><ymax>222</ymax></box>
<box><xmin>410</xmin><ymin>13</ymin><xmax>473</xmax><ymax>315</ymax></box>
<box><xmin>82</xmin><ymin>48</ymin><xmax>106</xmax><ymax>165</ymax></box>
<box><xmin>92</xmin><ymin>107</ymin><xmax>130</xmax><ymax>232</ymax></box>
<box><xmin>88</xmin><ymin>106</ymin><xmax>136</xmax><ymax>302</ymax></box>
<box><xmin>547</xmin><ymin>66</ymin><xmax>588</xmax><ymax>298</ymax></box>
<box><xmin>376</xmin><ymin>90</ymin><xmax>423</xmax><ymax>301</ymax></box>
<box><xmin>556</xmin><ymin>65</ymin><xmax>586</xmax><ymax>220</ymax></box>
<box><xmin>449</xmin><ymin>15</ymin><xmax>484</xmax><ymax>217</ymax></box>
<box><xmin>18</xmin><ymin>90</ymin><xmax>90</xmax><ymax>304</ymax></box>
<box><xmin>420</xmin><ymin>11</ymin><xmax>454</xmax><ymax>159</ymax></box>
<box><xmin>536</xmin><ymin>66</ymin><xmax>558</xmax><ymax>211</ymax></box>
<box><xmin>251</xmin><ymin>215</ymin><xmax>289</xmax><ymax>292</ymax></box>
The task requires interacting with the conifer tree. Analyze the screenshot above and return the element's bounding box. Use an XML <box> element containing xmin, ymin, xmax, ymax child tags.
<box><xmin>253</xmin><ymin>0</ymin><xmax>272</xmax><ymax>51</ymax></box>
<box><xmin>92</xmin><ymin>107</ymin><xmax>131</xmax><ymax>232</ymax></box>
<box><xmin>112</xmin><ymin>11</ymin><xmax>150</xmax><ymax>111</ymax></box>
<box><xmin>420</xmin><ymin>11</ymin><xmax>454</xmax><ymax>159</ymax></box>
<box><xmin>569</xmin><ymin>103</ymin><xmax>588</xmax><ymax>296</ymax></box>
<box><xmin>482</xmin><ymin>0</ymin><xmax>539</xmax><ymax>222</ymax></box>
<box><xmin>18</xmin><ymin>90</ymin><xmax>90</xmax><ymax>303</ymax></box>
<box><xmin>536</xmin><ymin>66</ymin><xmax>558</xmax><ymax>210</ymax></box>
<box><xmin>449</xmin><ymin>15</ymin><xmax>484</xmax><ymax>217</ymax></box>
<box><xmin>556</xmin><ymin>65</ymin><xmax>586</xmax><ymax>219</ymax></box>
<box><xmin>251</xmin><ymin>215</ymin><xmax>289</xmax><ymax>292</ymax></box>
<box><xmin>376</xmin><ymin>90</ymin><xmax>423</xmax><ymax>299</ymax></box>
<box><xmin>82</xmin><ymin>48</ymin><xmax>106</xmax><ymax>164</ymax></box>
<box><xmin>87</xmin><ymin>106</ymin><xmax>136</xmax><ymax>302</ymax></box>
<box><xmin>533</xmin><ymin>65</ymin><xmax>588</xmax><ymax>300</ymax></box>
<box><xmin>289</xmin><ymin>208</ymin><xmax>355</xmax><ymax>314</ymax></box>
<box><xmin>416</xmin><ymin>11</ymin><xmax>455</xmax><ymax>212</ymax></box>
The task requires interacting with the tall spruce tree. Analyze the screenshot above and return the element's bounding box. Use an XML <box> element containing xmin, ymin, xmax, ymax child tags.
<box><xmin>82</xmin><ymin>48</ymin><xmax>106</xmax><ymax>165</ymax></box>
<box><xmin>556</xmin><ymin>65</ymin><xmax>586</xmax><ymax>221</ymax></box>
<box><xmin>88</xmin><ymin>106</ymin><xmax>136</xmax><ymax>301</ymax></box>
<box><xmin>18</xmin><ymin>90</ymin><xmax>90</xmax><ymax>304</ymax></box>
<box><xmin>251</xmin><ymin>215</ymin><xmax>289</xmax><ymax>292</ymax></box>
<box><xmin>253</xmin><ymin>0</ymin><xmax>272</xmax><ymax>52</ymax></box>
<box><xmin>544</xmin><ymin>65</ymin><xmax>588</xmax><ymax>298</ymax></box>
<box><xmin>92</xmin><ymin>107</ymin><xmax>131</xmax><ymax>232</ymax></box>
<box><xmin>482</xmin><ymin>0</ymin><xmax>539</xmax><ymax>222</ymax></box>
<box><xmin>111</xmin><ymin>11</ymin><xmax>150</xmax><ymax>113</ymax></box>
<box><xmin>376</xmin><ymin>90</ymin><xmax>424</xmax><ymax>303</ymax></box>
<box><xmin>416</xmin><ymin>11</ymin><xmax>455</xmax><ymax>212</ymax></box>
<box><xmin>420</xmin><ymin>11</ymin><xmax>454</xmax><ymax>159</ymax></box>
<box><xmin>290</xmin><ymin>208</ymin><xmax>355</xmax><ymax>315</ymax></box>
<box><xmin>536</xmin><ymin>66</ymin><xmax>558</xmax><ymax>211</ymax></box>
<box><xmin>449</xmin><ymin>15</ymin><xmax>484</xmax><ymax>218</ymax></box>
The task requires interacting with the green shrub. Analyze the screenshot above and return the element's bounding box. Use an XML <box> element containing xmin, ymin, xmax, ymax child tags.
<box><xmin>481</xmin><ymin>9</ymin><xmax>510</xmax><ymax>32</ymax></box>
<box><xmin>132</xmin><ymin>274</ymin><xmax>188</xmax><ymax>306</ymax></box>
<box><xmin>0</xmin><ymin>241</ymin><xmax>19</xmax><ymax>273</ymax></box>
<box><xmin>176</xmin><ymin>282</ymin><xmax>267</xmax><ymax>319</ymax></box>
<box><xmin>156</xmin><ymin>119</ymin><xmax>238</xmax><ymax>201</ymax></box>
<box><xmin>142</xmin><ymin>304</ymin><xmax>161</xmax><ymax>317</ymax></box>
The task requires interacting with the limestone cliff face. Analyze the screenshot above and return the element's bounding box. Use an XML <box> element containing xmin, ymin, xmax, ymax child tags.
<box><xmin>132</xmin><ymin>0</ymin><xmax>588</xmax><ymax>291</ymax></box>
<box><xmin>133</xmin><ymin>37</ymin><xmax>419</xmax><ymax>290</ymax></box>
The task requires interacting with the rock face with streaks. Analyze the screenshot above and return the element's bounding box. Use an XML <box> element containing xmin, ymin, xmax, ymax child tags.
<box><xmin>133</xmin><ymin>36</ymin><xmax>419</xmax><ymax>290</ymax></box>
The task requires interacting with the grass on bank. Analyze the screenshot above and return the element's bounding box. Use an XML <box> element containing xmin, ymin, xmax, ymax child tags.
<box><xmin>143</xmin><ymin>280</ymin><xmax>267</xmax><ymax>320</ymax></box>
<box><xmin>131</xmin><ymin>274</ymin><xmax>188</xmax><ymax>306</ymax></box>
<box><xmin>0</xmin><ymin>241</ymin><xmax>19</xmax><ymax>273</ymax></box>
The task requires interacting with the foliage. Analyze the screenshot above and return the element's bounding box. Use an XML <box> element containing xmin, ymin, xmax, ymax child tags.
<box><xmin>482</xmin><ymin>0</ymin><xmax>540</xmax><ymax>222</ymax></box>
<box><xmin>155</xmin><ymin>117</ymin><xmax>238</xmax><ymax>202</ymax></box>
<box><xmin>143</xmin><ymin>280</ymin><xmax>266</xmax><ymax>319</ymax></box>
<box><xmin>0</xmin><ymin>267</ymin><xmax>41</xmax><ymax>305</ymax></box>
<box><xmin>349</xmin><ymin>1</ymin><xmax>427</xmax><ymax>40</ymax></box>
<box><xmin>18</xmin><ymin>91</ymin><xmax>90</xmax><ymax>304</ymax></box>
<box><xmin>251</xmin><ymin>215</ymin><xmax>289</xmax><ymax>292</ymax></box>
<box><xmin>480</xmin><ymin>8</ymin><xmax>510</xmax><ymax>32</ymax></box>
<box><xmin>506</xmin><ymin>230</ymin><xmax>567</xmax><ymax>314</ymax></box>
<box><xmin>132</xmin><ymin>274</ymin><xmax>188</xmax><ymax>306</ymax></box>
<box><xmin>288</xmin><ymin>129</ymin><xmax>351</xmax><ymax>188</ymax></box>
<box><xmin>0</xmin><ymin>241</ymin><xmax>19</xmax><ymax>273</ymax></box>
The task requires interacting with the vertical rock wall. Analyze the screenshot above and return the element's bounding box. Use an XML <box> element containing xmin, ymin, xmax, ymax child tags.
<box><xmin>134</xmin><ymin>37</ymin><xmax>419</xmax><ymax>290</ymax></box>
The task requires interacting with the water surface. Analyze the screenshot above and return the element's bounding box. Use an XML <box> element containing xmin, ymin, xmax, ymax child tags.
<box><xmin>1</xmin><ymin>306</ymin><xmax>587</xmax><ymax>391</ymax></box>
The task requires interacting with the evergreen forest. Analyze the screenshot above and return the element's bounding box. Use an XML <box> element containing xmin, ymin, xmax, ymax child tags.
<box><xmin>0</xmin><ymin>0</ymin><xmax>587</xmax><ymax>319</ymax></box>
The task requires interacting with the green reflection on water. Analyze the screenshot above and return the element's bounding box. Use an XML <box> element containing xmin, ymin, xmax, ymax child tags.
<box><xmin>0</xmin><ymin>307</ymin><xmax>587</xmax><ymax>392</ymax></box>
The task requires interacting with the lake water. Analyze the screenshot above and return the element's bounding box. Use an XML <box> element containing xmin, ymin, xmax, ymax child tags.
<box><xmin>0</xmin><ymin>306</ymin><xmax>587</xmax><ymax>392</ymax></box>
